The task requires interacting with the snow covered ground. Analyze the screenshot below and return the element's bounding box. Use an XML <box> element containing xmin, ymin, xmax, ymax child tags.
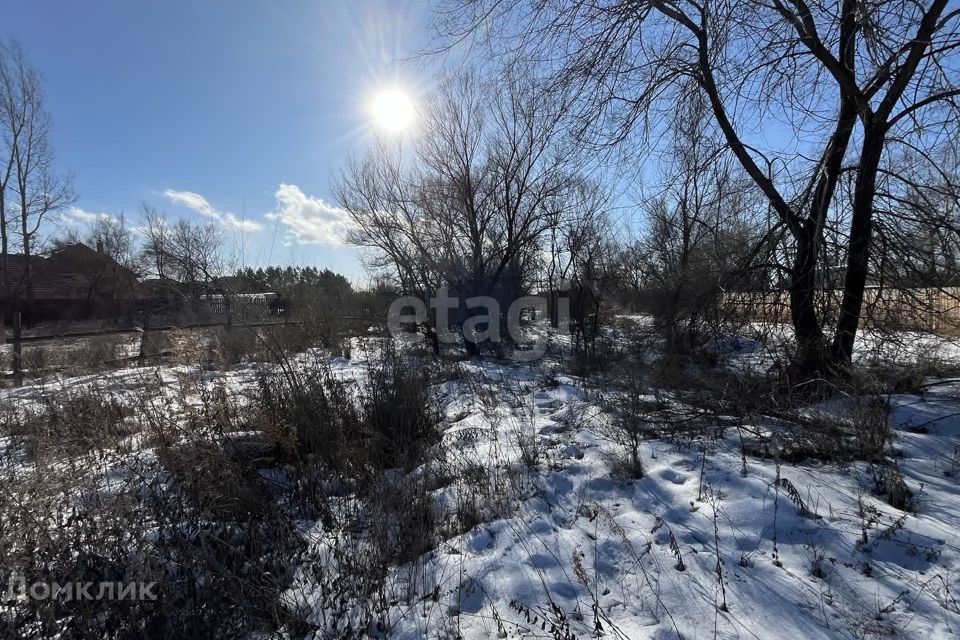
<box><xmin>326</xmin><ymin>359</ymin><xmax>960</xmax><ymax>639</ymax></box>
<box><xmin>2</xmin><ymin>333</ymin><xmax>960</xmax><ymax>639</ymax></box>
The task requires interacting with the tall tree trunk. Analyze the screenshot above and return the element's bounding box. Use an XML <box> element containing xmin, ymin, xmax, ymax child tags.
<box><xmin>19</xmin><ymin>172</ymin><xmax>33</xmax><ymax>306</ymax></box>
<box><xmin>549</xmin><ymin>289</ymin><xmax>559</xmax><ymax>328</ymax></box>
<box><xmin>664</xmin><ymin>285</ymin><xmax>683</xmax><ymax>355</ymax></box>
<box><xmin>424</xmin><ymin>322</ymin><xmax>440</xmax><ymax>356</ymax></box>
<box><xmin>665</xmin><ymin>205</ymin><xmax>693</xmax><ymax>356</ymax></box>
<box><xmin>790</xmin><ymin>97</ymin><xmax>857</xmax><ymax>376</ymax></box>
<box><xmin>789</xmin><ymin>222</ymin><xmax>827</xmax><ymax>374</ymax></box>
<box><xmin>832</xmin><ymin>124</ymin><xmax>885</xmax><ymax>366</ymax></box>
<box><xmin>0</xmin><ymin>198</ymin><xmax>7</xmax><ymax>370</ymax></box>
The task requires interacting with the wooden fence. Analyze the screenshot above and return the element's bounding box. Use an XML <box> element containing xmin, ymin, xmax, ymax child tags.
<box><xmin>722</xmin><ymin>286</ymin><xmax>960</xmax><ymax>334</ymax></box>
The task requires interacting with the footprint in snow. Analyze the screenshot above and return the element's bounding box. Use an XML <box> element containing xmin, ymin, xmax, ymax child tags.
<box><xmin>657</xmin><ymin>468</ymin><xmax>690</xmax><ymax>485</ymax></box>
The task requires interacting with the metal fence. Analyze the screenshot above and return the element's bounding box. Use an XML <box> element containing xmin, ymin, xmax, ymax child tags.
<box><xmin>137</xmin><ymin>293</ymin><xmax>281</xmax><ymax>326</ymax></box>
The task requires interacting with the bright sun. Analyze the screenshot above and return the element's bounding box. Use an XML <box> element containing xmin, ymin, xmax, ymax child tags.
<box><xmin>370</xmin><ymin>88</ymin><xmax>415</xmax><ymax>132</ymax></box>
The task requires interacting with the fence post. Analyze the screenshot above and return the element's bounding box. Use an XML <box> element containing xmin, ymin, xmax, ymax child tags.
<box><xmin>12</xmin><ymin>309</ymin><xmax>22</xmax><ymax>387</ymax></box>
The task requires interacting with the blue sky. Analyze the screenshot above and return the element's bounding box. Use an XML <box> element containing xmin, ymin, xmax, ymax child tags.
<box><xmin>7</xmin><ymin>0</ymin><xmax>434</xmax><ymax>281</ymax></box>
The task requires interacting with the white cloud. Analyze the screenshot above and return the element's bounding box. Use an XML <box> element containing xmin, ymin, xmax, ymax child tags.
<box><xmin>264</xmin><ymin>183</ymin><xmax>352</xmax><ymax>245</ymax></box>
<box><xmin>61</xmin><ymin>206</ymin><xmax>113</xmax><ymax>226</ymax></box>
<box><xmin>162</xmin><ymin>189</ymin><xmax>263</xmax><ymax>232</ymax></box>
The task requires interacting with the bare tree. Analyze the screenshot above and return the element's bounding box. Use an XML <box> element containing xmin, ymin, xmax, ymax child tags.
<box><xmin>336</xmin><ymin>70</ymin><xmax>583</xmax><ymax>355</ymax></box>
<box><xmin>85</xmin><ymin>214</ymin><xmax>143</xmax><ymax>310</ymax></box>
<box><xmin>137</xmin><ymin>205</ymin><xmax>229</xmax><ymax>354</ymax></box>
<box><xmin>0</xmin><ymin>39</ymin><xmax>73</xmax><ymax>383</ymax></box>
<box><xmin>629</xmin><ymin>91</ymin><xmax>769</xmax><ymax>356</ymax></box>
<box><xmin>0</xmin><ymin>47</ymin><xmax>17</xmax><ymax>325</ymax></box>
<box><xmin>543</xmin><ymin>178</ymin><xmax>609</xmax><ymax>322</ymax></box>
<box><xmin>639</xmin><ymin>96</ymin><xmax>726</xmax><ymax>354</ymax></box>
<box><xmin>141</xmin><ymin>205</ymin><xmax>225</xmax><ymax>298</ymax></box>
<box><xmin>141</xmin><ymin>205</ymin><xmax>172</xmax><ymax>288</ymax></box>
<box><xmin>438</xmin><ymin>0</ymin><xmax>960</xmax><ymax>375</ymax></box>
<box><xmin>839</xmin><ymin>143</ymin><xmax>960</xmax><ymax>338</ymax></box>
<box><xmin>1</xmin><ymin>40</ymin><xmax>73</xmax><ymax>302</ymax></box>
<box><xmin>878</xmin><ymin>148</ymin><xmax>960</xmax><ymax>290</ymax></box>
<box><xmin>542</xmin><ymin>178</ymin><xmax>618</xmax><ymax>356</ymax></box>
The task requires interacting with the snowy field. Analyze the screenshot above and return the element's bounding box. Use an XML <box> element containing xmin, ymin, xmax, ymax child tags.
<box><xmin>374</xmin><ymin>364</ymin><xmax>960</xmax><ymax>639</ymax></box>
<box><xmin>2</xmin><ymin>329</ymin><xmax>960</xmax><ymax>639</ymax></box>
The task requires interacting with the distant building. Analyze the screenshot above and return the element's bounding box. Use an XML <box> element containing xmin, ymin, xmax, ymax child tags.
<box><xmin>0</xmin><ymin>242</ymin><xmax>139</xmax><ymax>323</ymax></box>
<box><xmin>0</xmin><ymin>244</ymin><xmax>289</xmax><ymax>326</ymax></box>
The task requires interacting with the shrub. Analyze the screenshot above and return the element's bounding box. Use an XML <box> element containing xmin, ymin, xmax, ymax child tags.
<box><xmin>10</xmin><ymin>387</ymin><xmax>132</xmax><ymax>458</ymax></box>
<box><xmin>215</xmin><ymin>326</ymin><xmax>264</xmax><ymax>365</ymax></box>
<box><xmin>360</xmin><ymin>346</ymin><xmax>440</xmax><ymax>471</ymax></box>
<box><xmin>157</xmin><ymin>439</ymin><xmax>271</xmax><ymax>519</ymax></box>
<box><xmin>605</xmin><ymin>370</ymin><xmax>667</xmax><ymax>479</ymax></box>
<box><xmin>253</xmin><ymin>354</ymin><xmax>361</xmax><ymax>470</ymax></box>
<box><xmin>22</xmin><ymin>344</ymin><xmax>48</xmax><ymax>376</ymax></box>
<box><xmin>872</xmin><ymin>463</ymin><xmax>914</xmax><ymax>511</ymax></box>
<box><xmin>0</xmin><ymin>381</ymin><xmax>307</xmax><ymax>640</ymax></box>
<box><xmin>0</xmin><ymin>337</ymin><xmax>444</xmax><ymax>638</ymax></box>
<box><xmin>254</xmin><ymin>342</ymin><xmax>440</xmax><ymax>475</ymax></box>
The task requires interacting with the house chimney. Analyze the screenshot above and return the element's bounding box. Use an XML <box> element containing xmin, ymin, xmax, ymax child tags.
<box><xmin>96</xmin><ymin>239</ymin><xmax>103</xmax><ymax>253</ymax></box>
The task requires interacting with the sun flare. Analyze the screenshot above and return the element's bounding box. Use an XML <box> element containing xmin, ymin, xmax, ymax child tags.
<box><xmin>370</xmin><ymin>88</ymin><xmax>415</xmax><ymax>132</ymax></box>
